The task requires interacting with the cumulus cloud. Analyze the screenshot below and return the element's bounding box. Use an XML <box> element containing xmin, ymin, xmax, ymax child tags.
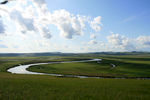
<box><xmin>90</xmin><ymin>16</ymin><xmax>102</xmax><ymax>32</ymax></box>
<box><xmin>49</xmin><ymin>9</ymin><xmax>86</xmax><ymax>39</ymax></box>
<box><xmin>0</xmin><ymin>0</ymin><xmax>106</xmax><ymax>53</ymax></box>
<box><xmin>0</xmin><ymin>0</ymin><xmax>102</xmax><ymax>40</ymax></box>
<box><xmin>88</xmin><ymin>40</ymin><xmax>98</xmax><ymax>45</ymax></box>
<box><xmin>1</xmin><ymin>0</ymin><xmax>52</xmax><ymax>38</ymax></box>
<box><xmin>107</xmin><ymin>34</ymin><xmax>135</xmax><ymax>51</ymax></box>
<box><xmin>137</xmin><ymin>36</ymin><xmax>150</xmax><ymax>46</ymax></box>
<box><xmin>90</xmin><ymin>34</ymin><xmax>96</xmax><ymax>39</ymax></box>
<box><xmin>107</xmin><ymin>34</ymin><xmax>126</xmax><ymax>45</ymax></box>
<box><xmin>41</xmin><ymin>27</ymin><xmax>52</xmax><ymax>39</ymax></box>
<box><xmin>0</xmin><ymin>19</ymin><xmax>5</xmax><ymax>34</ymax></box>
<box><xmin>10</xmin><ymin>10</ymin><xmax>36</xmax><ymax>33</ymax></box>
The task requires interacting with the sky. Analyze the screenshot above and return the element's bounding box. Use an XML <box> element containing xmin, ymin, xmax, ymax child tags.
<box><xmin>0</xmin><ymin>0</ymin><xmax>150</xmax><ymax>53</ymax></box>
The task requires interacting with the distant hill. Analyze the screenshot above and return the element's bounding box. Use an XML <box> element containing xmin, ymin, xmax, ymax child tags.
<box><xmin>89</xmin><ymin>51</ymin><xmax>150</xmax><ymax>55</ymax></box>
<box><xmin>0</xmin><ymin>52</ymin><xmax>149</xmax><ymax>57</ymax></box>
<box><xmin>0</xmin><ymin>52</ymin><xmax>64</xmax><ymax>57</ymax></box>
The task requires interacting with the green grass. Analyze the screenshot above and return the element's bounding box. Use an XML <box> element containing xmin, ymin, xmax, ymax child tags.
<box><xmin>28</xmin><ymin>57</ymin><xmax>150</xmax><ymax>78</ymax></box>
<box><xmin>0</xmin><ymin>55</ymin><xmax>150</xmax><ymax>99</ymax></box>
<box><xmin>0</xmin><ymin>56</ymin><xmax>91</xmax><ymax>73</ymax></box>
<box><xmin>0</xmin><ymin>73</ymin><xmax>150</xmax><ymax>100</ymax></box>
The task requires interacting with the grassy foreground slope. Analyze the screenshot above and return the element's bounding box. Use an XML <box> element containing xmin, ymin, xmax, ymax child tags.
<box><xmin>0</xmin><ymin>73</ymin><xmax>150</xmax><ymax>100</ymax></box>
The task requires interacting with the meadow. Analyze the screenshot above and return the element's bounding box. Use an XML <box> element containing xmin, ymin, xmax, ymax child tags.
<box><xmin>0</xmin><ymin>53</ymin><xmax>150</xmax><ymax>100</ymax></box>
<box><xmin>28</xmin><ymin>56</ymin><xmax>150</xmax><ymax>78</ymax></box>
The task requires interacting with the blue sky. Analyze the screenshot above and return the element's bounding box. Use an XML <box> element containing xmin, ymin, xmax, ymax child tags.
<box><xmin>0</xmin><ymin>0</ymin><xmax>150</xmax><ymax>53</ymax></box>
<box><xmin>58</xmin><ymin>0</ymin><xmax>149</xmax><ymax>34</ymax></box>
<box><xmin>45</xmin><ymin>0</ymin><xmax>150</xmax><ymax>35</ymax></box>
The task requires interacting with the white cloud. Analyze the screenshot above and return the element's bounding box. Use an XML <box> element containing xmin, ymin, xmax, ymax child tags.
<box><xmin>88</xmin><ymin>40</ymin><xmax>98</xmax><ymax>45</ymax></box>
<box><xmin>107</xmin><ymin>34</ymin><xmax>135</xmax><ymax>51</ymax></box>
<box><xmin>107</xmin><ymin>34</ymin><xmax>126</xmax><ymax>45</ymax></box>
<box><xmin>42</xmin><ymin>27</ymin><xmax>52</xmax><ymax>39</ymax></box>
<box><xmin>137</xmin><ymin>36</ymin><xmax>150</xmax><ymax>46</ymax></box>
<box><xmin>49</xmin><ymin>9</ymin><xmax>86</xmax><ymax>39</ymax></box>
<box><xmin>10</xmin><ymin>10</ymin><xmax>36</xmax><ymax>33</ymax></box>
<box><xmin>90</xmin><ymin>34</ymin><xmax>96</xmax><ymax>39</ymax></box>
<box><xmin>1</xmin><ymin>0</ymin><xmax>52</xmax><ymax>39</ymax></box>
<box><xmin>1</xmin><ymin>0</ymin><xmax>102</xmax><ymax>40</ymax></box>
<box><xmin>0</xmin><ymin>0</ymin><xmax>105</xmax><ymax>53</ymax></box>
<box><xmin>0</xmin><ymin>19</ymin><xmax>5</xmax><ymax>34</ymax></box>
<box><xmin>90</xmin><ymin>16</ymin><xmax>102</xmax><ymax>32</ymax></box>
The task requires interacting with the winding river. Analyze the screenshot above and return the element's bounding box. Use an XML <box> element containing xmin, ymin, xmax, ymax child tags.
<box><xmin>7</xmin><ymin>59</ymin><xmax>102</xmax><ymax>78</ymax></box>
<box><xmin>7</xmin><ymin>59</ymin><xmax>150</xmax><ymax>79</ymax></box>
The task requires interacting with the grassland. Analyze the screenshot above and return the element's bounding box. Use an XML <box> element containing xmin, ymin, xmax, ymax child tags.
<box><xmin>0</xmin><ymin>54</ymin><xmax>150</xmax><ymax>100</ymax></box>
<box><xmin>28</xmin><ymin>56</ymin><xmax>150</xmax><ymax>78</ymax></box>
<box><xmin>0</xmin><ymin>73</ymin><xmax>150</xmax><ymax>100</ymax></box>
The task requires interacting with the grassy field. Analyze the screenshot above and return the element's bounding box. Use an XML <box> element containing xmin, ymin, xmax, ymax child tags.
<box><xmin>0</xmin><ymin>73</ymin><xmax>150</xmax><ymax>100</ymax></box>
<box><xmin>0</xmin><ymin>56</ymin><xmax>91</xmax><ymax>72</ymax></box>
<box><xmin>28</xmin><ymin>56</ymin><xmax>150</xmax><ymax>78</ymax></box>
<box><xmin>0</xmin><ymin>54</ymin><xmax>150</xmax><ymax>100</ymax></box>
